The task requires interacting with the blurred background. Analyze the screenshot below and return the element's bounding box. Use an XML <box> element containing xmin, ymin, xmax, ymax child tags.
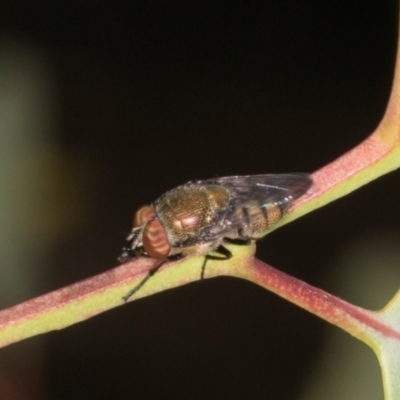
<box><xmin>0</xmin><ymin>1</ymin><xmax>399</xmax><ymax>399</ymax></box>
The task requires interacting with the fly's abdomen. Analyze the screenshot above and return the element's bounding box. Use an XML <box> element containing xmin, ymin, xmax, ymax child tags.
<box><xmin>236</xmin><ymin>201</ymin><xmax>283</xmax><ymax>238</ymax></box>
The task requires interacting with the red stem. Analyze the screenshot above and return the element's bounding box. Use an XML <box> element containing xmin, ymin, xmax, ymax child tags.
<box><xmin>243</xmin><ymin>258</ymin><xmax>400</xmax><ymax>342</ymax></box>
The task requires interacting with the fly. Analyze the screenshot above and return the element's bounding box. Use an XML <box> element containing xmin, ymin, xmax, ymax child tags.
<box><xmin>119</xmin><ymin>173</ymin><xmax>313</xmax><ymax>301</ymax></box>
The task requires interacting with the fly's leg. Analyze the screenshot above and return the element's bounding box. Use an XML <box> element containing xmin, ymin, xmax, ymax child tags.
<box><xmin>201</xmin><ymin>245</ymin><xmax>233</xmax><ymax>279</ymax></box>
<box><xmin>122</xmin><ymin>261</ymin><xmax>165</xmax><ymax>303</ymax></box>
<box><xmin>200</xmin><ymin>238</ymin><xmax>253</xmax><ymax>279</ymax></box>
<box><xmin>122</xmin><ymin>254</ymin><xmax>184</xmax><ymax>303</ymax></box>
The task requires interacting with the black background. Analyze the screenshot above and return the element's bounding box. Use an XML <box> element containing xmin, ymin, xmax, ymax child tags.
<box><xmin>0</xmin><ymin>1</ymin><xmax>399</xmax><ymax>399</ymax></box>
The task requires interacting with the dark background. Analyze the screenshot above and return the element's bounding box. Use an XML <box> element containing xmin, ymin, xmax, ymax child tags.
<box><xmin>0</xmin><ymin>1</ymin><xmax>399</xmax><ymax>399</ymax></box>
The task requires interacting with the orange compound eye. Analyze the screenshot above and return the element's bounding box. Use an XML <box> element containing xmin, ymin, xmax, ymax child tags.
<box><xmin>133</xmin><ymin>205</ymin><xmax>156</xmax><ymax>227</ymax></box>
<box><xmin>142</xmin><ymin>219</ymin><xmax>170</xmax><ymax>259</ymax></box>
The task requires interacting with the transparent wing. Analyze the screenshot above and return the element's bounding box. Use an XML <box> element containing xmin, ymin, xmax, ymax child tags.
<box><xmin>196</xmin><ymin>173</ymin><xmax>313</xmax><ymax>241</ymax></box>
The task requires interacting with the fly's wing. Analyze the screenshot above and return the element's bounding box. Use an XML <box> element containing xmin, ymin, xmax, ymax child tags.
<box><xmin>197</xmin><ymin>173</ymin><xmax>313</xmax><ymax>241</ymax></box>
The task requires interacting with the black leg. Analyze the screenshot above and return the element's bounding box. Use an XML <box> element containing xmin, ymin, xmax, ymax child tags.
<box><xmin>201</xmin><ymin>245</ymin><xmax>233</xmax><ymax>279</ymax></box>
<box><xmin>122</xmin><ymin>260</ymin><xmax>166</xmax><ymax>302</ymax></box>
<box><xmin>122</xmin><ymin>254</ymin><xmax>185</xmax><ymax>302</ymax></box>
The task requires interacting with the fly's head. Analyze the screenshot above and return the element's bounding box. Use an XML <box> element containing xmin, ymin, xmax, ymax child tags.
<box><xmin>118</xmin><ymin>205</ymin><xmax>171</xmax><ymax>263</ymax></box>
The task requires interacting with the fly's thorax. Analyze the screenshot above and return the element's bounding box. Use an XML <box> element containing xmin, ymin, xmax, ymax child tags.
<box><xmin>235</xmin><ymin>201</ymin><xmax>283</xmax><ymax>238</ymax></box>
<box><xmin>154</xmin><ymin>185</ymin><xmax>230</xmax><ymax>245</ymax></box>
<box><xmin>205</xmin><ymin>185</ymin><xmax>231</xmax><ymax>209</ymax></box>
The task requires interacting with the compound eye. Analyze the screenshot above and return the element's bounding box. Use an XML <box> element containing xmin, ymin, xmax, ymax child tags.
<box><xmin>142</xmin><ymin>219</ymin><xmax>170</xmax><ymax>259</ymax></box>
<box><xmin>133</xmin><ymin>205</ymin><xmax>156</xmax><ymax>227</ymax></box>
